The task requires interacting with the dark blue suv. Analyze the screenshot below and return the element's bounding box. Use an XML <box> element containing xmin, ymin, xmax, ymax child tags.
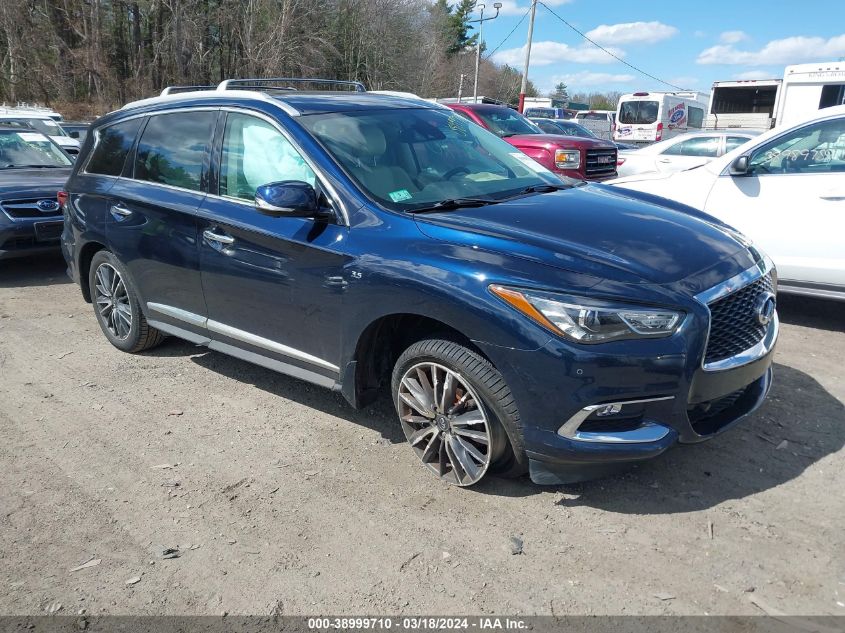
<box><xmin>62</xmin><ymin>79</ymin><xmax>778</xmax><ymax>486</ymax></box>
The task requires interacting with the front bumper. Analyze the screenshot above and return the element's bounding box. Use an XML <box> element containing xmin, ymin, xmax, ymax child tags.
<box><xmin>0</xmin><ymin>214</ymin><xmax>64</xmax><ymax>260</ymax></box>
<box><xmin>475</xmin><ymin>258</ymin><xmax>778</xmax><ymax>485</ymax></box>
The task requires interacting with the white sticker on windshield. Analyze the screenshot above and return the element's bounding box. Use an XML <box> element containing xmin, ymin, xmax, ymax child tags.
<box><xmin>17</xmin><ymin>132</ymin><xmax>49</xmax><ymax>142</ymax></box>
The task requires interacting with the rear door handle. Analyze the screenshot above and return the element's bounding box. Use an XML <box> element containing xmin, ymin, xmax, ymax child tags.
<box><xmin>203</xmin><ymin>229</ymin><xmax>235</xmax><ymax>247</ymax></box>
<box><xmin>657</xmin><ymin>158</ymin><xmax>672</xmax><ymax>163</ymax></box>
<box><xmin>110</xmin><ymin>203</ymin><xmax>132</xmax><ymax>220</ymax></box>
<box><xmin>820</xmin><ymin>192</ymin><xmax>845</xmax><ymax>200</ymax></box>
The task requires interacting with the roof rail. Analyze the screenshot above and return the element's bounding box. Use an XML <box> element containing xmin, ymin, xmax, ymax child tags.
<box><xmin>160</xmin><ymin>85</ymin><xmax>216</xmax><ymax>96</ymax></box>
<box><xmin>217</xmin><ymin>78</ymin><xmax>366</xmax><ymax>93</ymax></box>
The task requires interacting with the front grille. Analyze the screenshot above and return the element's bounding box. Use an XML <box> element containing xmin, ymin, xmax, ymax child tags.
<box><xmin>584</xmin><ymin>148</ymin><xmax>617</xmax><ymax>179</ymax></box>
<box><xmin>1</xmin><ymin>198</ymin><xmax>62</xmax><ymax>219</ymax></box>
<box><xmin>704</xmin><ymin>274</ymin><xmax>774</xmax><ymax>365</ymax></box>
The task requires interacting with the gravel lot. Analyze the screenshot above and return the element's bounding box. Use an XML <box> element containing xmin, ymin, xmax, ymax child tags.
<box><xmin>1</xmin><ymin>253</ymin><xmax>843</xmax><ymax>617</ymax></box>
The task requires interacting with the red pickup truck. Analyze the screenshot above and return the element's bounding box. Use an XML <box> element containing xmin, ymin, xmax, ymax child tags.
<box><xmin>446</xmin><ymin>103</ymin><xmax>618</xmax><ymax>181</ymax></box>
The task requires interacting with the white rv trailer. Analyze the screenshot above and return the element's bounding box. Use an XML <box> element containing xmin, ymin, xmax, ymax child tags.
<box><xmin>775</xmin><ymin>62</ymin><xmax>845</xmax><ymax>127</ymax></box>
<box><xmin>704</xmin><ymin>79</ymin><xmax>782</xmax><ymax>130</ymax></box>
<box><xmin>614</xmin><ymin>91</ymin><xmax>709</xmax><ymax>144</ymax></box>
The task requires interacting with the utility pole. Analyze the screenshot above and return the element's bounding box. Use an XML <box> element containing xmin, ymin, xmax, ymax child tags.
<box><xmin>470</xmin><ymin>2</ymin><xmax>502</xmax><ymax>103</ymax></box>
<box><xmin>518</xmin><ymin>0</ymin><xmax>538</xmax><ymax>113</ymax></box>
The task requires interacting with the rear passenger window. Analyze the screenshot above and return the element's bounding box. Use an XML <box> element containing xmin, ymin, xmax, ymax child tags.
<box><xmin>134</xmin><ymin>112</ymin><xmax>216</xmax><ymax>191</ymax></box>
<box><xmin>86</xmin><ymin>119</ymin><xmax>142</xmax><ymax>176</ymax></box>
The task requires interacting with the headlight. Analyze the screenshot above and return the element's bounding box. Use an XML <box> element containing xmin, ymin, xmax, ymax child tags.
<box><xmin>490</xmin><ymin>285</ymin><xmax>683</xmax><ymax>343</ymax></box>
<box><xmin>554</xmin><ymin>149</ymin><xmax>580</xmax><ymax>170</ymax></box>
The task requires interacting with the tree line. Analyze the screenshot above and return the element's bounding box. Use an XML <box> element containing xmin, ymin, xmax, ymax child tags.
<box><xmin>0</xmin><ymin>0</ymin><xmax>539</xmax><ymax>115</ymax></box>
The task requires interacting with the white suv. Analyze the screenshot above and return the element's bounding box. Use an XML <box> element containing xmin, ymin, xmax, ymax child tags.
<box><xmin>611</xmin><ymin>105</ymin><xmax>845</xmax><ymax>300</ymax></box>
<box><xmin>0</xmin><ymin>111</ymin><xmax>80</xmax><ymax>157</ymax></box>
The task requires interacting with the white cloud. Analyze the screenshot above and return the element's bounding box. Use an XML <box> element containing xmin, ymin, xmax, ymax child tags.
<box><xmin>733</xmin><ymin>70</ymin><xmax>779</xmax><ymax>80</ymax></box>
<box><xmin>584</xmin><ymin>21</ymin><xmax>678</xmax><ymax>45</ymax></box>
<box><xmin>694</xmin><ymin>30</ymin><xmax>707</xmax><ymax>38</ymax></box>
<box><xmin>492</xmin><ymin>41</ymin><xmax>624</xmax><ymax>66</ymax></box>
<box><xmin>543</xmin><ymin>71</ymin><xmax>636</xmax><ymax>92</ymax></box>
<box><xmin>719</xmin><ymin>30</ymin><xmax>749</xmax><ymax>44</ymax></box>
<box><xmin>697</xmin><ymin>33</ymin><xmax>845</xmax><ymax>65</ymax></box>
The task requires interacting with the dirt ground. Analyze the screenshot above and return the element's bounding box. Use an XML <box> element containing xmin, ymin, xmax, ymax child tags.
<box><xmin>1</xmin><ymin>253</ymin><xmax>843</xmax><ymax>617</ymax></box>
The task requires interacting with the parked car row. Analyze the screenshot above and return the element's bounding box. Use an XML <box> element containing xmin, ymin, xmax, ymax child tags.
<box><xmin>448</xmin><ymin>103</ymin><xmax>619</xmax><ymax>181</ymax></box>
<box><xmin>611</xmin><ymin>104</ymin><xmax>845</xmax><ymax>300</ymax></box>
<box><xmin>615</xmin><ymin>130</ymin><xmax>761</xmax><ymax>178</ymax></box>
<box><xmin>51</xmin><ymin>78</ymin><xmax>787</xmax><ymax>489</ymax></box>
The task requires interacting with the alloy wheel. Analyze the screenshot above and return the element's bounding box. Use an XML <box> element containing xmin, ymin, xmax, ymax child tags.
<box><xmin>396</xmin><ymin>362</ymin><xmax>493</xmax><ymax>486</ymax></box>
<box><xmin>94</xmin><ymin>263</ymin><xmax>132</xmax><ymax>340</ymax></box>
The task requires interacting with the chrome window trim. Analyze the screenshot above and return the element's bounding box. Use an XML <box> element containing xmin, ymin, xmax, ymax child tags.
<box><xmin>218</xmin><ymin>106</ymin><xmax>349</xmax><ymax>225</ymax></box>
<box><xmin>146</xmin><ymin>302</ymin><xmax>339</xmax><ymax>374</ymax></box>
<box><xmin>81</xmin><ymin>106</ymin><xmax>219</xmax><ymax>178</ymax></box>
<box><xmin>718</xmin><ymin>113</ymin><xmax>845</xmax><ymax>177</ymax></box>
<box><xmin>695</xmin><ymin>255</ymin><xmax>778</xmax><ymax>372</ymax></box>
<box><xmin>557</xmin><ymin>396</ymin><xmax>675</xmax><ymax>443</ymax></box>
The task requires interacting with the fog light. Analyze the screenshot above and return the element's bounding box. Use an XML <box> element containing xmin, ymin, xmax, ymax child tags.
<box><xmin>595</xmin><ymin>403</ymin><xmax>623</xmax><ymax>417</ymax></box>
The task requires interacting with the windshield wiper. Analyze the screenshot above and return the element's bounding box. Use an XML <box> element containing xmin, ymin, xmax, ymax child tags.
<box><xmin>518</xmin><ymin>183</ymin><xmax>568</xmax><ymax>194</ymax></box>
<box><xmin>408</xmin><ymin>197</ymin><xmax>498</xmax><ymax>214</ymax></box>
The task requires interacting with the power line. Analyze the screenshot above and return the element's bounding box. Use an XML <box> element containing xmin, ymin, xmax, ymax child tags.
<box><xmin>538</xmin><ymin>1</ymin><xmax>686</xmax><ymax>91</ymax></box>
<box><xmin>483</xmin><ymin>6</ymin><xmax>531</xmax><ymax>60</ymax></box>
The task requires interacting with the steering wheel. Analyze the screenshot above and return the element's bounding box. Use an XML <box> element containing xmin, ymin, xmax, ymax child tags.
<box><xmin>442</xmin><ymin>166</ymin><xmax>470</xmax><ymax>180</ymax></box>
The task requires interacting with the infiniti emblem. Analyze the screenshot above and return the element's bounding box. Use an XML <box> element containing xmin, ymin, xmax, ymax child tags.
<box><xmin>37</xmin><ymin>199</ymin><xmax>60</xmax><ymax>213</ymax></box>
<box><xmin>755</xmin><ymin>292</ymin><xmax>776</xmax><ymax>326</ymax></box>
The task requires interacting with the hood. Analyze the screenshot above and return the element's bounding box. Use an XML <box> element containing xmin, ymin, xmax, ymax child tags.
<box><xmin>0</xmin><ymin>168</ymin><xmax>72</xmax><ymax>199</ymax></box>
<box><xmin>413</xmin><ymin>184</ymin><xmax>749</xmax><ymax>286</ymax></box>
<box><xmin>506</xmin><ymin>133</ymin><xmax>615</xmax><ymax>150</ymax></box>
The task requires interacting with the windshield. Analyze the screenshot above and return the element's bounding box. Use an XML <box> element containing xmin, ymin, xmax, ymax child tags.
<box><xmin>16</xmin><ymin>117</ymin><xmax>68</xmax><ymax>137</ymax></box>
<box><xmin>473</xmin><ymin>109</ymin><xmax>541</xmax><ymax>137</ymax></box>
<box><xmin>0</xmin><ymin>129</ymin><xmax>72</xmax><ymax>168</ymax></box>
<box><xmin>618</xmin><ymin>101</ymin><xmax>659</xmax><ymax>125</ymax></box>
<box><xmin>300</xmin><ymin>108</ymin><xmax>567</xmax><ymax>211</ymax></box>
<box><xmin>524</xmin><ymin>108</ymin><xmax>555</xmax><ymax>119</ymax></box>
<box><xmin>558</xmin><ymin>122</ymin><xmax>596</xmax><ymax>138</ymax></box>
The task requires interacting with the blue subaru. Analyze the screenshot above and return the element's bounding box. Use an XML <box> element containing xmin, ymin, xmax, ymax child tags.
<box><xmin>61</xmin><ymin>79</ymin><xmax>778</xmax><ymax>486</ymax></box>
<box><xmin>0</xmin><ymin>125</ymin><xmax>72</xmax><ymax>259</ymax></box>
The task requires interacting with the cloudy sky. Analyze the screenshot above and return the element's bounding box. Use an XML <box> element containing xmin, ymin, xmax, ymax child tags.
<box><xmin>472</xmin><ymin>0</ymin><xmax>845</xmax><ymax>95</ymax></box>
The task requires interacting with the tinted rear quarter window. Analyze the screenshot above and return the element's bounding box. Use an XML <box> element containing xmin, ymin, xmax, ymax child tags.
<box><xmin>134</xmin><ymin>112</ymin><xmax>216</xmax><ymax>191</ymax></box>
<box><xmin>86</xmin><ymin>118</ymin><xmax>143</xmax><ymax>176</ymax></box>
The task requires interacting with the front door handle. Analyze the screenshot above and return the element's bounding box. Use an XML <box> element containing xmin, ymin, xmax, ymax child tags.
<box><xmin>203</xmin><ymin>229</ymin><xmax>235</xmax><ymax>247</ymax></box>
<box><xmin>110</xmin><ymin>203</ymin><xmax>132</xmax><ymax>220</ymax></box>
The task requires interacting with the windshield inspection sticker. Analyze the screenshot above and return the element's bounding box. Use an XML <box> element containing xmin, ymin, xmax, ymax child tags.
<box><xmin>388</xmin><ymin>189</ymin><xmax>413</xmax><ymax>203</ymax></box>
<box><xmin>17</xmin><ymin>132</ymin><xmax>49</xmax><ymax>142</ymax></box>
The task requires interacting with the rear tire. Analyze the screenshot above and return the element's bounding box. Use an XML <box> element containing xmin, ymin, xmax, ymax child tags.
<box><xmin>88</xmin><ymin>250</ymin><xmax>164</xmax><ymax>353</ymax></box>
<box><xmin>391</xmin><ymin>338</ymin><xmax>527</xmax><ymax>486</ymax></box>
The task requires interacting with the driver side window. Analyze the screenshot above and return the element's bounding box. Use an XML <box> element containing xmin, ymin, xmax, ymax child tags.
<box><xmin>220</xmin><ymin>113</ymin><xmax>316</xmax><ymax>201</ymax></box>
<box><xmin>748</xmin><ymin>119</ymin><xmax>845</xmax><ymax>175</ymax></box>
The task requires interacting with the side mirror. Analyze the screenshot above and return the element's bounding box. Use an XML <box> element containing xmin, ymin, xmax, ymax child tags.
<box><xmin>69</xmin><ymin>131</ymin><xmax>80</xmax><ymax>139</ymax></box>
<box><xmin>255</xmin><ymin>181</ymin><xmax>318</xmax><ymax>217</ymax></box>
<box><xmin>730</xmin><ymin>155</ymin><xmax>749</xmax><ymax>176</ymax></box>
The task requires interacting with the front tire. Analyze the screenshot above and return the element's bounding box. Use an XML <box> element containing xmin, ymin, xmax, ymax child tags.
<box><xmin>89</xmin><ymin>250</ymin><xmax>164</xmax><ymax>353</ymax></box>
<box><xmin>391</xmin><ymin>338</ymin><xmax>527</xmax><ymax>487</ymax></box>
